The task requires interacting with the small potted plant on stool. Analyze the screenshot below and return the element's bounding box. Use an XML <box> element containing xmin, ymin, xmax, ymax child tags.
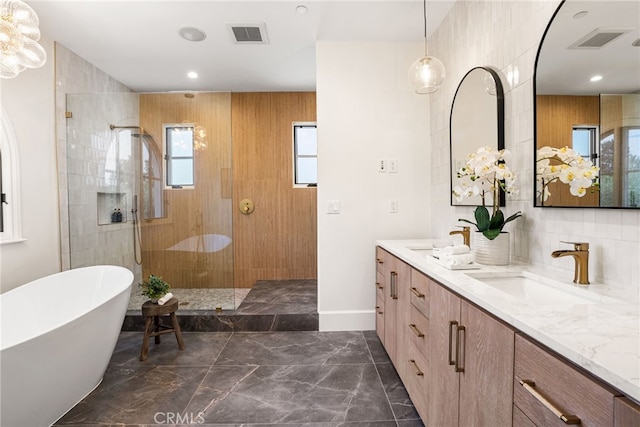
<box><xmin>139</xmin><ymin>274</ymin><xmax>170</xmax><ymax>303</ymax></box>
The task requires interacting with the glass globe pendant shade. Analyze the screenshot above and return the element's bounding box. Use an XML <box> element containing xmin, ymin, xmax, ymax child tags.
<box><xmin>408</xmin><ymin>55</ymin><xmax>446</xmax><ymax>94</ymax></box>
<box><xmin>0</xmin><ymin>0</ymin><xmax>46</xmax><ymax>78</ymax></box>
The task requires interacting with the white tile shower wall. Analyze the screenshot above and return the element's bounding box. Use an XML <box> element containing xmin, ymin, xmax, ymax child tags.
<box><xmin>428</xmin><ymin>1</ymin><xmax>639</xmax><ymax>288</ymax></box>
<box><xmin>55</xmin><ymin>44</ymin><xmax>142</xmax><ymax>283</ymax></box>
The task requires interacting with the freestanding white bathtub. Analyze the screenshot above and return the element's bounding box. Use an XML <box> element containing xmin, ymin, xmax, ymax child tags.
<box><xmin>0</xmin><ymin>265</ymin><xmax>133</xmax><ymax>427</ymax></box>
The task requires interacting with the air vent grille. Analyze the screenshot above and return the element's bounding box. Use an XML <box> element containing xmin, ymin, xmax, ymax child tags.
<box><xmin>569</xmin><ymin>28</ymin><xmax>632</xmax><ymax>49</ymax></box>
<box><xmin>228</xmin><ymin>23</ymin><xmax>269</xmax><ymax>44</ymax></box>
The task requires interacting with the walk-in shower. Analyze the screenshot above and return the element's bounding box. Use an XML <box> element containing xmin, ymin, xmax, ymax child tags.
<box><xmin>63</xmin><ymin>92</ymin><xmax>237</xmax><ymax>311</ymax></box>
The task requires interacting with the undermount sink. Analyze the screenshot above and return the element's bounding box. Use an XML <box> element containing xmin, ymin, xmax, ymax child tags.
<box><xmin>464</xmin><ymin>271</ymin><xmax>604</xmax><ymax>306</ymax></box>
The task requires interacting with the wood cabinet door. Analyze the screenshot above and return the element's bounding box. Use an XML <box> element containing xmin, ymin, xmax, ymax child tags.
<box><xmin>377</xmin><ymin>248</ymin><xmax>397</xmax><ymax>362</ymax></box>
<box><xmin>459</xmin><ymin>300</ymin><xmax>515</xmax><ymax>426</ymax></box>
<box><xmin>392</xmin><ymin>256</ymin><xmax>412</xmax><ymax>382</ymax></box>
<box><xmin>427</xmin><ymin>280</ymin><xmax>461</xmax><ymax>427</ymax></box>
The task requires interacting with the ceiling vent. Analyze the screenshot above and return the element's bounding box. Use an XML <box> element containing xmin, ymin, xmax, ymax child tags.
<box><xmin>228</xmin><ymin>22</ymin><xmax>269</xmax><ymax>44</ymax></box>
<box><xmin>569</xmin><ymin>27</ymin><xmax>633</xmax><ymax>49</ymax></box>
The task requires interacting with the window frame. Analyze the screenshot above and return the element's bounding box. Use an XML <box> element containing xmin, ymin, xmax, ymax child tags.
<box><xmin>292</xmin><ymin>122</ymin><xmax>318</xmax><ymax>187</ymax></box>
<box><xmin>163</xmin><ymin>123</ymin><xmax>195</xmax><ymax>189</ymax></box>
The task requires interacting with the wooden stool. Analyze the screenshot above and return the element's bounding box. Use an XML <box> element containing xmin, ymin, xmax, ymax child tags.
<box><xmin>140</xmin><ymin>298</ymin><xmax>185</xmax><ymax>361</ymax></box>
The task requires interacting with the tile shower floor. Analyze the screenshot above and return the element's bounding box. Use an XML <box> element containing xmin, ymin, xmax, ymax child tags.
<box><xmin>54</xmin><ymin>330</ymin><xmax>424</xmax><ymax>427</ymax></box>
<box><xmin>128</xmin><ymin>287</ymin><xmax>252</xmax><ymax>311</ymax></box>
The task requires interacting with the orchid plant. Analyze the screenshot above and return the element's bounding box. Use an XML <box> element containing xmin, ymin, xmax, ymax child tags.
<box><xmin>453</xmin><ymin>146</ymin><xmax>522</xmax><ymax>240</ymax></box>
<box><xmin>536</xmin><ymin>146</ymin><xmax>599</xmax><ymax>205</ymax></box>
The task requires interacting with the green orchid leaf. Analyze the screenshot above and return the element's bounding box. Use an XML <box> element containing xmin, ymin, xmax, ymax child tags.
<box><xmin>474</xmin><ymin>206</ymin><xmax>490</xmax><ymax>231</ymax></box>
<box><xmin>503</xmin><ymin>211</ymin><xmax>523</xmax><ymax>225</ymax></box>
<box><xmin>458</xmin><ymin>218</ymin><xmax>479</xmax><ymax>231</ymax></box>
<box><xmin>483</xmin><ymin>229</ymin><xmax>502</xmax><ymax>240</ymax></box>
<box><xmin>489</xmin><ymin>209</ymin><xmax>504</xmax><ymax>230</ymax></box>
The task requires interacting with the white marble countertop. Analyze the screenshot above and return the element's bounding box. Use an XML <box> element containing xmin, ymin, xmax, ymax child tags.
<box><xmin>377</xmin><ymin>239</ymin><xmax>640</xmax><ymax>403</ymax></box>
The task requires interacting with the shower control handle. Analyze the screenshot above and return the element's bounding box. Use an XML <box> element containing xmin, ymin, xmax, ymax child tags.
<box><xmin>239</xmin><ymin>199</ymin><xmax>255</xmax><ymax>215</ymax></box>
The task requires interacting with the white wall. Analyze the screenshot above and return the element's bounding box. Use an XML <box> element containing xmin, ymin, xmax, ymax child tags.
<box><xmin>0</xmin><ymin>37</ymin><xmax>60</xmax><ymax>292</ymax></box>
<box><xmin>316</xmin><ymin>41</ymin><xmax>430</xmax><ymax>331</ymax></box>
<box><xmin>429</xmin><ymin>1</ymin><xmax>640</xmax><ymax>287</ymax></box>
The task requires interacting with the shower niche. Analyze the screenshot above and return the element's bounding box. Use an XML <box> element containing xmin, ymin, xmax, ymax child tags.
<box><xmin>97</xmin><ymin>192</ymin><xmax>127</xmax><ymax>225</ymax></box>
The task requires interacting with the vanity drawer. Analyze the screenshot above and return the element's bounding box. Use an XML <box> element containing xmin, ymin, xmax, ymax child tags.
<box><xmin>409</xmin><ymin>268</ymin><xmax>429</xmax><ymax>318</ymax></box>
<box><xmin>375</xmin><ymin>294</ymin><xmax>385</xmax><ymax>343</ymax></box>
<box><xmin>407</xmin><ymin>304</ymin><xmax>428</xmax><ymax>358</ymax></box>
<box><xmin>405</xmin><ymin>338</ymin><xmax>429</xmax><ymax>421</ymax></box>
<box><xmin>514</xmin><ymin>334</ymin><xmax>615</xmax><ymax>427</ymax></box>
<box><xmin>376</xmin><ymin>270</ymin><xmax>385</xmax><ymax>300</ymax></box>
<box><xmin>376</xmin><ymin>247</ymin><xmax>387</xmax><ymax>274</ymax></box>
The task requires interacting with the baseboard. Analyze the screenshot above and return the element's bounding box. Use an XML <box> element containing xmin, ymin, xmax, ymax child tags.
<box><xmin>318</xmin><ymin>309</ymin><xmax>375</xmax><ymax>331</ymax></box>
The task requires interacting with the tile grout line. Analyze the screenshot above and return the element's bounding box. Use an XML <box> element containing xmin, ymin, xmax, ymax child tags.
<box><xmin>362</xmin><ymin>331</ymin><xmax>402</xmax><ymax>427</ymax></box>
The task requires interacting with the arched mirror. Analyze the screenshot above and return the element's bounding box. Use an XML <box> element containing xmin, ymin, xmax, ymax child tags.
<box><xmin>450</xmin><ymin>66</ymin><xmax>505</xmax><ymax>206</ymax></box>
<box><xmin>534</xmin><ymin>0</ymin><xmax>640</xmax><ymax>208</ymax></box>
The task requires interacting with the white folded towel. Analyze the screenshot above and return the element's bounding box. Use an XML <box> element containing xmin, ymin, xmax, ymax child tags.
<box><xmin>157</xmin><ymin>292</ymin><xmax>174</xmax><ymax>305</ymax></box>
<box><xmin>439</xmin><ymin>253</ymin><xmax>474</xmax><ymax>267</ymax></box>
<box><xmin>441</xmin><ymin>244</ymin><xmax>470</xmax><ymax>255</ymax></box>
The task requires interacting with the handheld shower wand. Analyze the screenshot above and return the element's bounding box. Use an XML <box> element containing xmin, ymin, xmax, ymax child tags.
<box><xmin>132</xmin><ymin>195</ymin><xmax>142</xmax><ymax>265</ymax></box>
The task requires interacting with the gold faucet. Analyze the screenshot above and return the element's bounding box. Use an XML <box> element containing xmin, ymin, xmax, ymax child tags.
<box><xmin>551</xmin><ymin>241</ymin><xmax>590</xmax><ymax>285</ymax></box>
<box><xmin>449</xmin><ymin>226</ymin><xmax>471</xmax><ymax>247</ymax></box>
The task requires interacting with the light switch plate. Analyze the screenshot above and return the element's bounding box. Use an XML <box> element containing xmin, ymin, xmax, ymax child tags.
<box><xmin>327</xmin><ymin>200</ymin><xmax>341</xmax><ymax>214</ymax></box>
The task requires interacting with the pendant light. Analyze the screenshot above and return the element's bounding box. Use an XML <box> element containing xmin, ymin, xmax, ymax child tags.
<box><xmin>0</xmin><ymin>0</ymin><xmax>47</xmax><ymax>79</ymax></box>
<box><xmin>408</xmin><ymin>0</ymin><xmax>445</xmax><ymax>94</ymax></box>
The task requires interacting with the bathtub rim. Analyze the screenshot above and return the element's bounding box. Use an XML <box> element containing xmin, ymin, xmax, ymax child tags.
<box><xmin>0</xmin><ymin>265</ymin><xmax>134</xmax><ymax>352</ymax></box>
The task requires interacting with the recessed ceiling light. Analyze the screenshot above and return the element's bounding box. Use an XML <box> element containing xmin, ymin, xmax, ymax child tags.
<box><xmin>590</xmin><ymin>75</ymin><xmax>603</xmax><ymax>82</ymax></box>
<box><xmin>179</xmin><ymin>27</ymin><xmax>206</xmax><ymax>42</ymax></box>
<box><xmin>573</xmin><ymin>11</ymin><xmax>588</xmax><ymax>19</ymax></box>
<box><xmin>187</xmin><ymin>71</ymin><xmax>198</xmax><ymax>79</ymax></box>
<box><xmin>296</xmin><ymin>5</ymin><xmax>308</xmax><ymax>14</ymax></box>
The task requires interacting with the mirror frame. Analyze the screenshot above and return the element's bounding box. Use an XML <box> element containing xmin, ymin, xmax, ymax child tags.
<box><xmin>450</xmin><ymin>66</ymin><xmax>505</xmax><ymax>207</ymax></box>
<box><xmin>533</xmin><ymin>0</ymin><xmax>640</xmax><ymax>209</ymax></box>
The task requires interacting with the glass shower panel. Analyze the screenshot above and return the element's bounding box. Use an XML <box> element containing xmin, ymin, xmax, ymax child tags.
<box><xmin>65</xmin><ymin>92</ymin><xmax>143</xmax><ymax>285</ymax></box>
<box><xmin>65</xmin><ymin>91</ymin><xmax>235</xmax><ymax>311</ymax></box>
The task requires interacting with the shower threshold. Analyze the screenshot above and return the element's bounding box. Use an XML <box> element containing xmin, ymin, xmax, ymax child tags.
<box><xmin>123</xmin><ymin>279</ymin><xmax>319</xmax><ymax>332</ymax></box>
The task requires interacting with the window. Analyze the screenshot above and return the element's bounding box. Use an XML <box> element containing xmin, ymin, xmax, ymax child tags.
<box><xmin>572</xmin><ymin>126</ymin><xmax>599</xmax><ymax>165</ymax></box>
<box><xmin>163</xmin><ymin>124</ymin><xmax>195</xmax><ymax>188</ymax></box>
<box><xmin>0</xmin><ymin>106</ymin><xmax>23</xmax><ymax>243</ymax></box>
<box><xmin>623</xmin><ymin>126</ymin><xmax>640</xmax><ymax>207</ymax></box>
<box><xmin>293</xmin><ymin>123</ymin><xmax>317</xmax><ymax>186</ymax></box>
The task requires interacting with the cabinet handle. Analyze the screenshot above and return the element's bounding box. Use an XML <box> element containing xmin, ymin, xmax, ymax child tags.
<box><xmin>390</xmin><ymin>271</ymin><xmax>398</xmax><ymax>299</ymax></box>
<box><xmin>377</xmin><ymin>258</ymin><xmax>383</xmax><ymax>264</ymax></box>
<box><xmin>376</xmin><ymin>306</ymin><xmax>383</xmax><ymax>315</ymax></box>
<box><xmin>409</xmin><ymin>323</ymin><xmax>424</xmax><ymax>337</ymax></box>
<box><xmin>410</xmin><ymin>287</ymin><xmax>425</xmax><ymax>298</ymax></box>
<box><xmin>409</xmin><ymin>359</ymin><xmax>424</xmax><ymax>376</ymax></box>
<box><xmin>454</xmin><ymin>325</ymin><xmax>465</xmax><ymax>373</ymax></box>
<box><xmin>448</xmin><ymin>320</ymin><xmax>458</xmax><ymax>366</ymax></box>
<box><xmin>376</xmin><ymin>282</ymin><xmax>383</xmax><ymax>289</ymax></box>
<box><xmin>519</xmin><ymin>380</ymin><xmax>581</xmax><ymax>425</ymax></box>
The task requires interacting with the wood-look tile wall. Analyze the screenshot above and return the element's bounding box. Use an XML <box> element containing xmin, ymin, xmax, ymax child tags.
<box><xmin>536</xmin><ymin>95</ymin><xmax>600</xmax><ymax>207</ymax></box>
<box><xmin>139</xmin><ymin>92</ymin><xmax>233</xmax><ymax>288</ymax></box>
<box><xmin>231</xmin><ymin>92</ymin><xmax>317</xmax><ymax>288</ymax></box>
<box><xmin>138</xmin><ymin>91</ymin><xmax>317</xmax><ymax>290</ymax></box>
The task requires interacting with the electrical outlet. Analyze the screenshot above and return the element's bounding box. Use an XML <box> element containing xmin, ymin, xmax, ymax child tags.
<box><xmin>389</xmin><ymin>159</ymin><xmax>398</xmax><ymax>173</ymax></box>
<box><xmin>390</xmin><ymin>199</ymin><xmax>398</xmax><ymax>213</ymax></box>
<box><xmin>378</xmin><ymin>159</ymin><xmax>387</xmax><ymax>173</ymax></box>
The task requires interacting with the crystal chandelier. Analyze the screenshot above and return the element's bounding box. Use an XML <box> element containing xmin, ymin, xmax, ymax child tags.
<box><xmin>0</xmin><ymin>0</ymin><xmax>46</xmax><ymax>79</ymax></box>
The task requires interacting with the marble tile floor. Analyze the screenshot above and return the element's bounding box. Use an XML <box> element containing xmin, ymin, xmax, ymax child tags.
<box><xmin>54</xmin><ymin>330</ymin><xmax>423</xmax><ymax>427</ymax></box>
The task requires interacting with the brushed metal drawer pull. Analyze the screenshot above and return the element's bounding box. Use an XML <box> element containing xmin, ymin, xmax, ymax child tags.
<box><xmin>377</xmin><ymin>258</ymin><xmax>383</xmax><ymax>264</ymax></box>
<box><xmin>376</xmin><ymin>282</ymin><xmax>383</xmax><ymax>289</ymax></box>
<box><xmin>520</xmin><ymin>380</ymin><xmax>581</xmax><ymax>425</ymax></box>
<box><xmin>390</xmin><ymin>271</ymin><xmax>398</xmax><ymax>299</ymax></box>
<box><xmin>409</xmin><ymin>323</ymin><xmax>424</xmax><ymax>337</ymax></box>
<box><xmin>448</xmin><ymin>320</ymin><xmax>458</xmax><ymax>366</ymax></box>
<box><xmin>410</xmin><ymin>287</ymin><xmax>425</xmax><ymax>298</ymax></box>
<box><xmin>376</xmin><ymin>306</ymin><xmax>383</xmax><ymax>315</ymax></box>
<box><xmin>455</xmin><ymin>325</ymin><xmax>465</xmax><ymax>373</ymax></box>
<box><xmin>409</xmin><ymin>359</ymin><xmax>424</xmax><ymax>376</ymax></box>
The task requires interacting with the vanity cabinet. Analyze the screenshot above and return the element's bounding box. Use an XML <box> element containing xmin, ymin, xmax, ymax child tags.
<box><xmin>614</xmin><ymin>397</ymin><xmax>640</xmax><ymax>426</ymax></box>
<box><xmin>375</xmin><ymin>247</ymin><xmax>411</xmax><ymax>380</ymax></box>
<box><xmin>513</xmin><ymin>334</ymin><xmax>616</xmax><ymax>426</ymax></box>
<box><xmin>427</xmin><ymin>278</ymin><xmax>515</xmax><ymax>427</ymax></box>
